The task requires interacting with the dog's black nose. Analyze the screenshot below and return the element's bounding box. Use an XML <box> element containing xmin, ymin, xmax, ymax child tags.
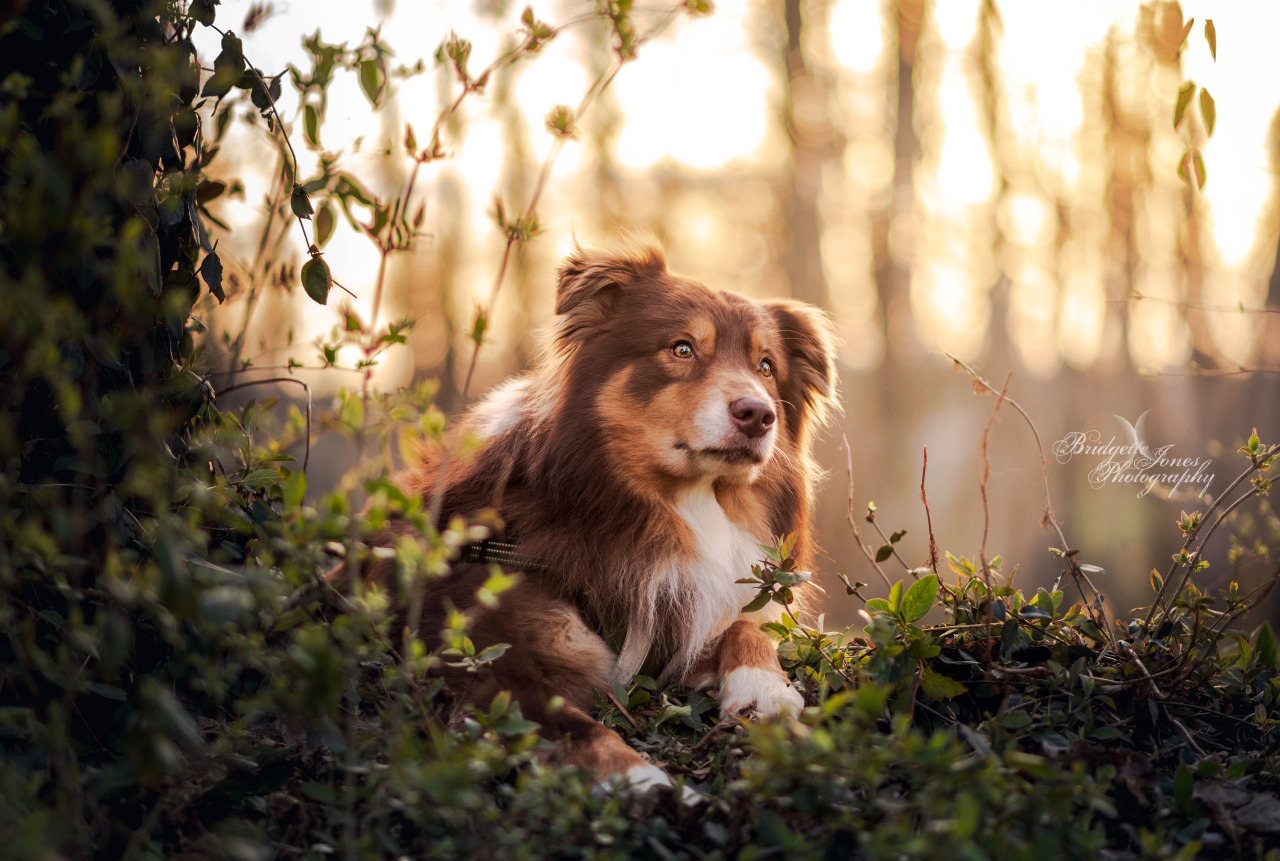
<box><xmin>729</xmin><ymin>398</ymin><xmax>776</xmax><ymax>438</ymax></box>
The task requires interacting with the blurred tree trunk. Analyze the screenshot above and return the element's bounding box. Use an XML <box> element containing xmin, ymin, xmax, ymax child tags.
<box><xmin>873</xmin><ymin>0</ymin><xmax>922</xmax><ymax>364</ymax></box>
<box><xmin>779</xmin><ymin>0</ymin><xmax>835</xmax><ymax>309</ymax></box>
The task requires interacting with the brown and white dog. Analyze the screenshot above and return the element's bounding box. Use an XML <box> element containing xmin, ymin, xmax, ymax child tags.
<box><xmin>372</xmin><ymin>239</ymin><xmax>836</xmax><ymax>790</ymax></box>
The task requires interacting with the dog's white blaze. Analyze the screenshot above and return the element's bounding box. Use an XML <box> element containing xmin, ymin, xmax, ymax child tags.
<box><xmin>720</xmin><ymin>666</ymin><xmax>804</xmax><ymax>718</ymax></box>
<box><xmin>655</xmin><ymin>483</ymin><xmax>778</xmax><ymax>681</ymax></box>
<box><xmin>469</xmin><ymin>377</ymin><xmax>531</xmax><ymax>437</ymax></box>
<box><xmin>690</xmin><ymin>379</ymin><xmax>776</xmax><ymax>453</ymax></box>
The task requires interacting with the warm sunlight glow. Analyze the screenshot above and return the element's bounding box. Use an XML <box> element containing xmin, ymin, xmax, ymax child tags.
<box><xmin>1009</xmin><ymin>263</ymin><xmax>1062</xmax><ymax>378</ymax></box>
<box><xmin>613</xmin><ymin>9</ymin><xmax>773</xmax><ymax>170</ymax></box>
<box><xmin>1129</xmin><ymin>268</ymin><xmax>1192</xmax><ymax>371</ymax></box>
<box><xmin>1057</xmin><ymin>248</ymin><xmax>1108</xmax><ymax>370</ymax></box>
<box><xmin>912</xmin><ymin>262</ymin><xmax>988</xmax><ymax>360</ymax></box>
<box><xmin>828</xmin><ymin>0</ymin><xmax>885</xmax><ymax>75</ymax></box>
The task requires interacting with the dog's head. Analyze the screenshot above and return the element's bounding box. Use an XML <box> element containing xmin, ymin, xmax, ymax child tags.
<box><xmin>552</xmin><ymin>240</ymin><xmax>837</xmax><ymax>489</ymax></box>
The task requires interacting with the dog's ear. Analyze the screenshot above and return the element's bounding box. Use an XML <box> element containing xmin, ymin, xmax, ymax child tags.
<box><xmin>555</xmin><ymin>241</ymin><xmax>666</xmax><ymax>341</ymax></box>
<box><xmin>766</xmin><ymin>299</ymin><xmax>838</xmax><ymax>433</ymax></box>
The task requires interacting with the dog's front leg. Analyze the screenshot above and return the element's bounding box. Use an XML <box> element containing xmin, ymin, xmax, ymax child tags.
<box><xmin>710</xmin><ymin>619</ymin><xmax>804</xmax><ymax>718</ymax></box>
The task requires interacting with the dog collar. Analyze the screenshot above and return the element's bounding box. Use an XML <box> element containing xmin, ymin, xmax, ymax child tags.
<box><xmin>461</xmin><ymin>538</ymin><xmax>551</xmax><ymax>571</ymax></box>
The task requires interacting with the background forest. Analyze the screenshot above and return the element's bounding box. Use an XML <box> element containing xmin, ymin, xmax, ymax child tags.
<box><xmin>197</xmin><ymin>0</ymin><xmax>1280</xmax><ymax>625</ymax></box>
<box><xmin>3</xmin><ymin>0</ymin><xmax>1280</xmax><ymax>858</ymax></box>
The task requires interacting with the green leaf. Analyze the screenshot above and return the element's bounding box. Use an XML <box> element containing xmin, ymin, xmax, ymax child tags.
<box><xmin>742</xmin><ymin>591</ymin><xmax>772</xmax><ymax>614</ymax></box>
<box><xmin>241</xmin><ymin>468</ymin><xmax>279</xmax><ymax>489</ymax></box>
<box><xmin>889</xmin><ymin>529</ymin><xmax>907</xmax><ymax>543</ymax></box>
<box><xmin>1173</xmin><ymin>80</ymin><xmax>1195</xmax><ymax>129</ymax></box>
<box><xmin>316</xmin><ymin>203</ymin><xmax>335</xmax><ymax>247</ymax></box>
<box><xmin>195</xmin><ymin>179</ymin><xmax>227</xmax><ymax>204</ymax></box>
<box><xmin>249</xmin><ymin>71</ymin><xmax>277</xmax><ymax>111</ymax></box>
<box><xmin>1192</xmin><ymin>149</ymin><xmax>1206</xmax><ymax>189</ymax></box>
<box><xmin>302</xmin><ymin>256</ymin><xmax>332</xmax><ymax>305</ymax></box>
<box><xmin>1257</xmin><ymin>621</ymin><xmax>1278</xmax><ymax>669</ymax></box>
<box><xmin>199</xmin><ymin>250</ymin><xmax>224</xmax><ymax>302</ymax></box>
<box><xmin>493</xmin><ymin>716</ymin><xmax>540</xmax><ymax>734</ymax></box>
<box><xmin>773</xmin><ymin>569</ymin><xmax>811</xmax><ymax>587</ymax></box>
<box><xmin>303</xmin><ymin>103</ymin><xmax>320</xmax><ymax>147</ymax></box>
<box><xmin>85</xmin><ymin>682</ymin><xmax>127</xmax><ymax>701</ymax></box>
<box><xmin>190</xmin><ymin>0</ymin><xmax>218</xmax><ymax>26</ymax></box>
<box><xmin>359</xmin><ymin>59</ymin><xmax>383</xmax><ymax>107</ymax></box>
<box><xmin>1204</xmin><ymin>19</ymin><xmax>1216</xmax><ymax>61</ymax></box>
<box><xmin>875</xmin><ymin>544</ymin><xmax>893</xmax><ymax>563</ymax></box>
<box><xmin>1001</xmin><ymin>709</ymin><xmax>1031</xmax><ymax>729</ymax></box>
<box><xmin>477</xmin><ymin>643</ymin><xmax>511</xmax><ymax>663</ymax></box>
<box><xmin>301</xmin><ymin>782</ymin><xmax>337</xmax><ymax>804</ymax></box>
<box><xmin>1018</xmin><ymin>605</ymin><xmax>1052</xmax><ymax>622</ymax></box>
<box><xmin>920</xmin><ymin>668</ymin><xmax>966</xmax><ymax>700</ymax></box>
<box><xmin>653</xmin><ymin>700</ymin><xmax>693</xmax><ymax>728</ymax></box>
<box><xmin>901</xmin><ymin>574</ymin><xmax>939</xmax><ymax>623</ymax></box>
<box><xmin>283</xmin><ymin>468</ymin><xmax>306</xmax><ymax>511</ymax></box>
<box><xmin>1177</xmin><ymin>16</ymin><xmax>1195</xmax><ymax>49</ymax></box>
<box><xmin>290</xmin><ymin>184</ymin><xmax>313</xmax><ymax>219</ymax></box>
<box><xmin>201</xmin><ymin>32</ymin><xmax>245</xmax><ymax>99</ymax></box>
<box><xmin>1198</xmin><ymin>87</ymin><xmax>1216</xmax><ymax>137</ymax></box>
<box><xmin>888</xmin><ymin>580</ymin><xmax>903</xmax><ymax>613</ymax></box>
<box><xmin>1174</xmin><ymin>763</ymin><xmax>1193</xmax><ymax>809</ymax></box>
<box><xmin>779</xmin><ymin>532</ymin><xmax>798</xmax><ymax>560</ymax></box>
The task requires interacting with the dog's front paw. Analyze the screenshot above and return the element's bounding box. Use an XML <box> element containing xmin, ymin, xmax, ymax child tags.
<box><xmin>593</xmin><ymin>764</ymin><xmax>703</xmax><ymax>805</ymax></box>
<box><xmin>719</xmin><ymin>666</ymin><xmax>804</xmax><ymax>719</ymax></box>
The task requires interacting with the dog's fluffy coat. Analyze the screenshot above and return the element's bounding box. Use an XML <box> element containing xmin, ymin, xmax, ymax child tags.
<box><xmin>370</xmin><ymin>239</ymin><xmax>837</xmax><ymax>786</ymax></box>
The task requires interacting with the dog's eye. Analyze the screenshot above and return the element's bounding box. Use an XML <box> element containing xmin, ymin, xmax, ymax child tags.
<box><xmin>758</xmin><ymin>358</ymin><xmax>775</xmax><ymax>379</ymax></box>
<box><xmin>672</xmin><ymin>341</ymin><xmax>695</xmax><ymax>359</ymax></box>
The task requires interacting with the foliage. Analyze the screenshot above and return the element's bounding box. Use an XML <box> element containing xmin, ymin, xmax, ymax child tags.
<box><xmin>2</xmin><ymin>1</ymin><xmax>1279</xmax><ymax>860</ymax></box>
<box><xmin>1172</xmin><ymin>11</ymin><xmax>1217</xmax><ymax>189</ymax></box>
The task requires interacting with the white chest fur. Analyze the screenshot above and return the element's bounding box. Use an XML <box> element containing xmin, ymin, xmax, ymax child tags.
<box><xmin>656</xmin><ymin>484</ymin><xmax>776</xmax><ymax>679</ymax></box>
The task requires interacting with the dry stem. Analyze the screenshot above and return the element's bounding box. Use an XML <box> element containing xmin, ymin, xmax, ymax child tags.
<box><xmin>945</xmin><ymin>352</ymin><xmax>1115</xmax><ymax>647</ymax></box>
<box><xmin>920</xmin><ymin>447</ymin><xmax>940</xmax><ymax>577</ymax></box>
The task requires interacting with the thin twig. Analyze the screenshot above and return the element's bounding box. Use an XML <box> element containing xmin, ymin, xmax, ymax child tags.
<box><xmin>605</xmin><ymin>688</ymin><xmax>640</xmax><ymax>730</ymax></box>
<box><xmin>1144</xmin><ymin>443</ymin><xmax>1278</xmax><ymax>627</ymax></box>
<box><xmin>920</xmin><ymin>447</ymin><xmax>939</xmax><ymax>578</ymax></box>
<box><xmin>215</xmin><ymin>376</ymin><xmax>313</xmax><ymax>472</ymax></box>
<box><xmin>1155</xmin><ymin>365</ymin><xmax>1280</xmax><ymax>377</ymax></box>
<box><xmin>1119</xmin><ymin>291</ymin><xmax>1280</xmax><ymax>316</ymax></box>
<box><xmin>843</xmin><ymin>434</ymin><xmax>892</xmax><ymax>588</ymax></box>
<box><xmin>945</xmin><ymin>353</ymin><xmax>1115</xmax><ymax>647</ymax></box>
<box><xmin>977</xmin><ymin>372</ymin><xmax>1010</xmax><ymax>594</ymax></box>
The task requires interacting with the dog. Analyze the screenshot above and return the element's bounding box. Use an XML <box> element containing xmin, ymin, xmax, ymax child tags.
<box><xmin>367</xmin><ymin>238</ymin><xmax>837</xmax><ymax>791</ymax></box>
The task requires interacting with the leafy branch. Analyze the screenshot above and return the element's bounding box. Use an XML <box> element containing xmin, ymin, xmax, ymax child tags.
<box><xmin>1144</xmin><ymin>430</ymin><xmax>1278</xmax><ymax>629</ymax></box>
